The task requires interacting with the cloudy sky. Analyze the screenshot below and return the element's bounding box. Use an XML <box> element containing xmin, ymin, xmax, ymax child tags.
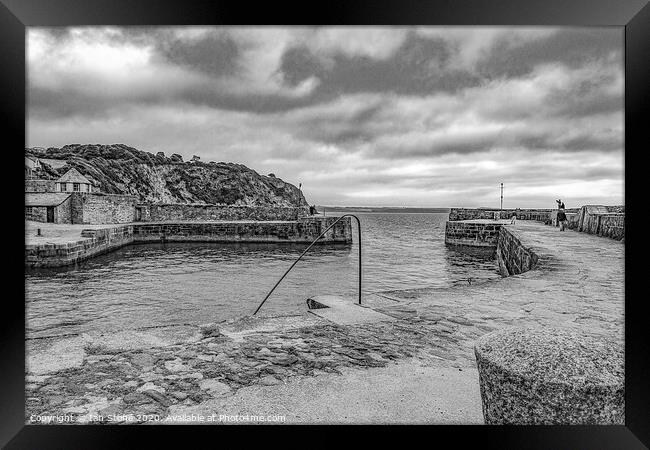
<box><xmin>27</xmin><ymin>26</ymin><xmax>624</xmax><ymax>208</ymax></box>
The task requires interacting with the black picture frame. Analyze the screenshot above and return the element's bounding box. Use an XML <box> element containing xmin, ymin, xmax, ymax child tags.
<box><xmin>3</xmin><ymin>0</ymin><xmax>648</xmax><ymax>447</ymax></box>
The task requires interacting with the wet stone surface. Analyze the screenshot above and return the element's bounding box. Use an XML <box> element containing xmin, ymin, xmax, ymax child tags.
<box><xmin>25</xmin><ymin>313</ymin><xmax>484</xmax><ymax>424</ymax></box>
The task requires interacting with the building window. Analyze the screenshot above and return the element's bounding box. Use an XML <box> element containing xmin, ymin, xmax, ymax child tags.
<box><xmin>60</xmin><ymin>183</ymin><xmax>67</xmax><ymax>192</ymax></box>
<box><xmin>26</xmin><ymin>207</ymin><xmax>33</xmax><ymax>214</ymax></box>
<box><xmin>73</xmin><ymin>183</ymin><xmax>80</xmax><ymax>192</ymax></box>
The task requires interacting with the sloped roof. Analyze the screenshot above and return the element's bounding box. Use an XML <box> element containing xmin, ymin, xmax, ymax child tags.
<box><xmin>56</xmin><ymin>167</ymin><xmax>91</xmax><ymax>184</ymax></box>
<box><xmin>25</xmin><ymin>193</ymin><xmax>71</xmax><ymax>207</ymax></box>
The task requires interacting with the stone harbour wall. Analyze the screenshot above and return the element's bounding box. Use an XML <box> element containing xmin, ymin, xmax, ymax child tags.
<box><xmin>444</xmin><ymin>222</ymin><xmax>540</xmax><ymax>277</ymax></box>
<box><xmin>445</xmin><ymin>206</ymin><xmax>623</xmax><ymax>278</ymax></box>
<box><xmin>444</xmin><ymin>221</ymin><xmax>503</xmax><ymax>248</ymax></box>
<box><xmin>25</xmin><ymin>217</ymin><xmax>352</xmax><ymax>268</ymax></box>
<box><xmin>141</xmin><ymin>204</ymin><xmax>309</xmax><ymax>222</ymax></box>
<box><xmin>132</xmin><ymin>216</ymin><xmax>352</xmax><ymax>244</ymax></box>
<box><xmin>577</xmin><ymin>205</ymin><xmax>624</xmax><ymax>241</ymax></box>
<box><xmin>450</xmin><ymin>206</ymin><xmax>624</xmax><ymax>241</ymax></box>
<box><xmin>25</xmin><ymin>225</ymin><xmax>135</xmax><ymax>268</ymax></box>
<box><xmin>495</xmin><ymin>227</ymin><xmax>539</xmax><ymax>276</ymax></box>
<box><xmin>549</xmin><ymin>209</ymin><xmax>581</xmax><ymax>226</ymax></box>
<box><xmin>449</xmin><ymin>208</ymin><xmax>554</xmax><ymax>222</ymax></box>
<box><xmin>566</xmin><ymin>212</ymin><xmax>580</xmax><ymax>229</ymax></box>
<box><xmin>597</xmin><ymin>214</ymin><xmax>625</xmax><ymax>240</ymax></box>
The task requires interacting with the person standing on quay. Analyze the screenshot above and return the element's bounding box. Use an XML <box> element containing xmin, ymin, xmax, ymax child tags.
<box><xmin>555</xmin><ymin>199</ymin><xmax>566</xmax><ymax>226</ymax></box>
<box><xmin>557</xmin><ymin>208</ymin><xmax>568</xmax><ymax>231</ymax></box>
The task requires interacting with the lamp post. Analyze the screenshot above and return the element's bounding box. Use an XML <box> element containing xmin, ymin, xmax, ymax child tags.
<box><xmin>500</xmin><ymin>183</ymin><xmax>503</xmax><ymax>211</ymax></box>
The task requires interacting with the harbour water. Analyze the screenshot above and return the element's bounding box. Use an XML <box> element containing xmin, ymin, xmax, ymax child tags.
<box><xmin>25</xmin><ymin>212</ymin><xmax>500</xmax><ymax>338</ymax></box>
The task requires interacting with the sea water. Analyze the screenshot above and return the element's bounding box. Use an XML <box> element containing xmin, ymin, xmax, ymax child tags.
<box><xmin>25</xmin><ymin>212</ymin><xmax>500</xmax><ymax>338</ymax></box>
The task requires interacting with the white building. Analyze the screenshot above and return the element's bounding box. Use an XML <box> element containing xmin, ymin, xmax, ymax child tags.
<box><xmin>25</xmin><ymin>156</ymin><xmax>42</xmax><ymax>178</ymax></box>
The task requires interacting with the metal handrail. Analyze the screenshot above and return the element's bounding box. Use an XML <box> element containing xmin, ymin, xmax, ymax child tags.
<box><xmin>252</xmin><ymin>214</ymin><xmax>362</xmax><ymax>315</ymax></box>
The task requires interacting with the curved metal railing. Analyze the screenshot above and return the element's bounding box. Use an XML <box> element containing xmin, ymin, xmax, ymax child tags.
<box><xmin>252</xmin><ymin>214</ymin><xmax>362</xmax><ymax>315</ymax></box>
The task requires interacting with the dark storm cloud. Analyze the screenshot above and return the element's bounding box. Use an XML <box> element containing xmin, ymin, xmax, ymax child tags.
<box><xmin>28</xmin><ymin>80</ymin><xmax>322</xmax><ymax>120</ymax></box>
<box><xmin>550</xmin><ymin>87</ymin><xmax>623</xmax><ymax>118</ymax></box>
<box><xmin>279</xmin><ymin>46</ymin><xmax>327</xmax><ymax>88</ymax></box>
<box><xmin>27</xmin><ymin>26</ymin><xmax>624</xmax><ymax>207</ymax></box>
<box><xmin>28</xmin><ymin>27</ymin><xmax>621</xmax><ymax>118</ymax></box>
<box><xmin>28</xmin><ymin>27</ymin><xmax>325</xmax><ymax>119</ymax></box>
<box><xmin>280</xmin><ymin>33</ymin><xmax>480</xmax><ymax>99</ymax></box>
<box><xmin>518</xmin><ymin>132</ymin><xmax>621</xmax><ymax>153</ymax></box>
<box><xmin>367</xmin><ymin>128</ymin><xmax>520</xmax><ymax>159</ymax></box>
<box><xmin>291</xmin><ymin>102</ymin><xmax>387</xmax><ymax>145</ymax></box>
<box><xmin>154</xmin><ymin>31</ymin><xmax>240</xmax><ymax>78</ymax></box>
<box><xmin>476</xmin><ymin>28</ymin><xmax>622</xmax><ymax>79</ymax></box>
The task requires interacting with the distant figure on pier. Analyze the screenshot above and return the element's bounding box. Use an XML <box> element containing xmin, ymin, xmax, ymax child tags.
<box><xmin>557</xmin><ymin>208</ymin><xmax>568</xmax><ymax>231</ymax></box>
<box><xmin>510</xmin><ymin>214</ymin><xmax>517</xmax><ymax>225</ymax></box>
<box><xmin>309</xmin><ymin>205</ymin><xmax>316</xmax><ymax>215</ymax></box>
<box><xmin>556</xmin><ymin>199</ymin><xmax>565</xmax><ymax>209</ymax></box>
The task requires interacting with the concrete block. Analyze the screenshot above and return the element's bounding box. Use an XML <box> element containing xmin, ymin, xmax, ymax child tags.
<box><xmin>474</xmin><ymin>327</ymin><xmax>623</xmax><ymax>424</ymax></box>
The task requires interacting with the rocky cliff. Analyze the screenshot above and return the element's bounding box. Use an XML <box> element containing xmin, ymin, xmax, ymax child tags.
<box><xmin>26</xmin><ymin>144</ymin><xmax>307</xmax><ymax>206</ymax></box>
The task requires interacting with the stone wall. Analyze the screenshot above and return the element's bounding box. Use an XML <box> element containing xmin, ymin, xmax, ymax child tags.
<box><xmin>25</xmin><ymin>179</ymin><xmax>56</xmax><ymax>193</ymax></box>
<box><xmin>576</xmin><ymin>205</ymin><xmax>625</xmax><ymax>240</ymax></box>
<box><xmin>298</xmin><ymin>216</ymin><xmax>353</xmax><ymax>243</ymax></box>
<box><xmin>566</xmin><ymin>212</ymin><xmax>580</xmax><ymax>229</ymax></box>
<box><xmin>25</xmin><ymin>225</ymin><xmax>135</xmax><ymax>268</ymax></box>
<box><xmin>450</xmin><ymin>206</ymin><xmax>624</xmax><ymax>241</ymax></box>
<box><xmin>598</xmin><ymin>214</ymin><xmax>625</xmax><ymax>240</ymax></box>
<box><xmin>135</xmin><ymin>204</ymin><xmax>151</xmax><ymax>222</ymax></box>
<box><xmin>56</xmin><ymin>196</ymin><xmax>72</xmax><ymax>224</ymax></box>
<box><xmin>449</xmin><ymin>208</ymin><xmax>554</xmax><ymax>222</ymax></box>
<box><xmin>444</xmin><ymin>221</ymin><xmax>503</xmax><ymax>248</ymax></box>
<box><xmin>495</xmin><ymin>226</ymin><xmax>539</xmax><ymax>276</ymax></box>
<box><xmin>140</xmin><ymin>204</ymin><xmax>309</xmax><ymax>222</ymax></box>
<box><xmin>132</xmin><ymin>216</ymin><xmax>352</xmax><ymax>244</ymax></box>
<box><xmin>70</xmin><ymin>193</ymin><xmax>137</xmax><ymax>224</ymax></box>
<box><xmin>26</xmin><ymin>216</ymin><xmax>352</xmax><ymax>268</ymax></box>
<box><xmin>549</xmin><ymin>209</ymin><xmax>580</xmax><ymax>226</ymax></box>
<box><xmin>444</xmin><ymin>221</ymin><xmax>540</xmax><ymax>277</ymax></box>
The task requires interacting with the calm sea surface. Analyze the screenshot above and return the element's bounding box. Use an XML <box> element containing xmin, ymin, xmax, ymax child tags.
<box><xmin>26</xmin><ymin>212</ymin><xmax>500</xmax><ymax>338</ymax></box>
